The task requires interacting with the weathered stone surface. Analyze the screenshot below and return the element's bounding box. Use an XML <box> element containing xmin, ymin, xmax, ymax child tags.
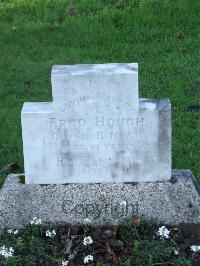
<box><xmin>51</xmin><ymin>63</ymin><xmax>139</xmax><ymax>111</ymax></box>
<box><xmin>21</xmin><ymin>63</ymin><xmax>171</xmax><ymax>184</ymax></box>
<box><xmin>0</xmin><ymin>170</ymin><xmax>199</xmax><ymax>229</ymax></box>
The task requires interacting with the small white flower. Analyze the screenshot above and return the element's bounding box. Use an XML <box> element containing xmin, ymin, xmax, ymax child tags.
<box><xmin>157</xmin><ymin>226</ymin><xmax>170</xmax><ymax>239</ymax></box>
<box><xmin>190</xmin><ymin>245</ymin><xmax>200</xmax><ymax>252</ymax></box>
<box><xmin>0</xmin><ymin>245</ymin><xmax>14</xmax><ymax>258</ymax></box>
<box><xmin>35</xmin><ymin>218</ymin><xmax>42</xmax><ymax>225</ymax></box>
<box><xmin>7</xmin><ymin>229</ymin><xmax>18</xmax><ymax>235</ymax></box>
<box><xmin>84</xmin><ymin>254</ymin><xmax>94</xmax><ymax>264</ymax></box>
<box><xmin>61</xmin><ymin>260</ymin><xmax>69</xmax><ymax>266</ymax></box>
<box><xmin>46</xmin><ymin>230</ymin><xmax>50</xmax><ymax>237</ymax></box>
<box><xmin>174</xmin><ymin>250</ymin><xmax>179</xmax><ymax>255</ymax></box>
<box><xmin>120</xmin><ymin>200</ymin><xmax>127</xmax><ymax>207</ymax></box>
<box><xmin>9</xmin><ymin>247</ymin><xmax>14</xmax><ymax>253</ymax></box>
<box><xmin>82</xmin><ymin>218</ymin><xmax>92</xmax><ymax>225</ymax></box>
<box><xmin>46</xmin><ymin>229</ymin><xmax>56</xmax><ymax>238</ymax></box>
<box><xmin>83</xmin><ymin>236</ymin><xmax>93</xmax><ymax>246</ymax></box>
<box><xmin>30</xmin><ymin>217</ymin><xmax>42</xmax><ymax>225</ymax></box>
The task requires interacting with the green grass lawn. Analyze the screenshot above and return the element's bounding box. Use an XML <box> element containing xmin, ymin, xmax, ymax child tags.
<box><xmin>0</xmin><ymin>0</ymin><xmax>199</xmax><ymax>185</ymax></box>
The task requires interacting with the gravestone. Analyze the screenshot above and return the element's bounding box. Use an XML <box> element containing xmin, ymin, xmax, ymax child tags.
<box><xmin>21</xmin><ymin>63</ymin><xmax>171</xmax><ymax>184</ymax></box>
<box><xmin>1</xmin><ymin>63</ymin><xmax>199</xmax><ymax>229</ymax></box>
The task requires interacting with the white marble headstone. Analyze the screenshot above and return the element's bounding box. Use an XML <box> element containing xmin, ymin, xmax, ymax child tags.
<box><xmin>21</xmin><ymin>63</ymin><xmax>171</xmax><ymax>184</ymax></box>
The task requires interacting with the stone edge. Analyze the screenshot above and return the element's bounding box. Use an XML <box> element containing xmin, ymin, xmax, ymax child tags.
<box><xmin>0</xmin><ymin>169</ymin><xmax>199</xmax><ymax>191</ymax></box>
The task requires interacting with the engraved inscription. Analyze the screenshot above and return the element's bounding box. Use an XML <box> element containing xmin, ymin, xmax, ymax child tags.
<box><xmin>59</xmin><ymin>93</ymin><xmax>134</xmax><ymax>112</ymax></box>
<box><xmin>47</xmin><ymin>93</ymin><xmax>155</xmax><ymax>180</ymax></box>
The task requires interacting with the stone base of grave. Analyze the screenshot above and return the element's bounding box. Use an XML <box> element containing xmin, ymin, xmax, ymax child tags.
<box><xmin>0</xmin><ymin>170</ymin><xmax>200</xmax><ymax>229</ymax></box>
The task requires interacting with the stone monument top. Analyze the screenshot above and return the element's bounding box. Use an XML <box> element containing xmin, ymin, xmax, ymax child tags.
<box><xmin>51</xmin><ymin>63</ymin><xmax>139</xmax><ymax>112</ymax></box>
<box><xmin>21</xmin><ymin>63</ymin><xmax>171</xmax><ymax>184</ymax></box>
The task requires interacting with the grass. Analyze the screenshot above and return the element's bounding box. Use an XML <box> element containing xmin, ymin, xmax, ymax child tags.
<box><xmin>1</xmin><ymin>217</ymin><xmax>200</xmax><ymax>265</ymax></box>
<box><xmin>0</xmin><ymin>0</ymin><xmax>199</xmax><ymax>184</ymax></box>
